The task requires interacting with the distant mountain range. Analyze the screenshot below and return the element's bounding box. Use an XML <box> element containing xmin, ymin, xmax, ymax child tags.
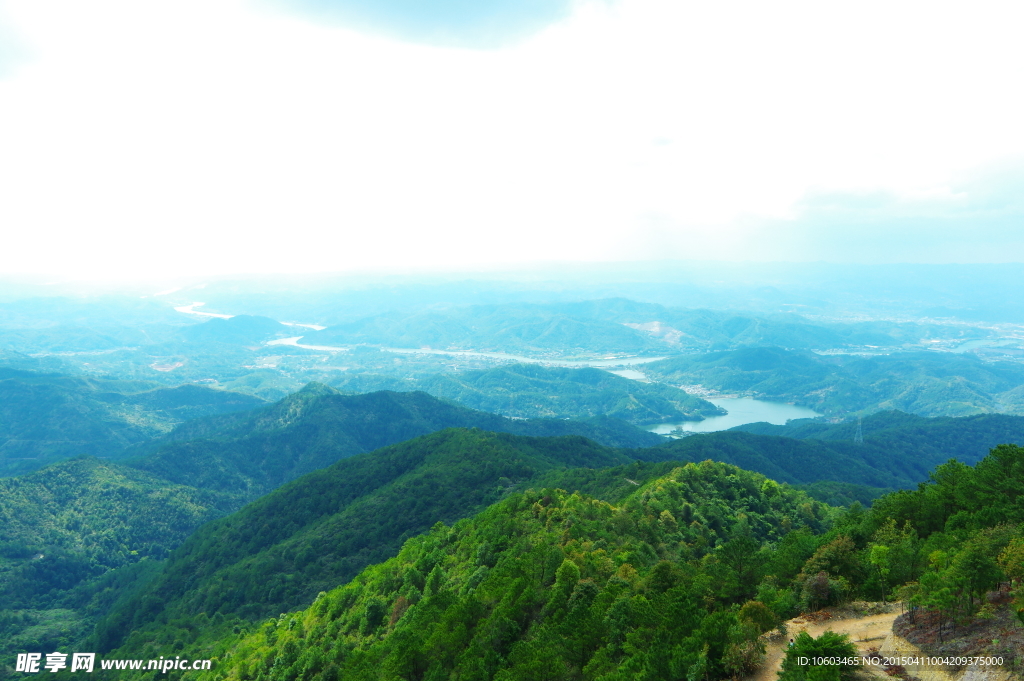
<box><xmin>3</xmin><ymin>294</ymin><xmax>1013</xmax><ymax>421</ymax></box>
<box><xmin>299</xmin><ymin>298</ymin><xmax>976</xmax><ymax>355</ymax></box>
<box><xmin>91</xmin><ymin>428</ymin><xmax>638</xmax><ymax>651</ymax></box>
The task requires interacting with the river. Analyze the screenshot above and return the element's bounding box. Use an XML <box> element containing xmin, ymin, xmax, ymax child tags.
<box><xmin>174</xmin><ymin>302</ymin><xmax>232</xmax><ymax>319</ymax></box>
<box><xmin>176</xmin><ymin>303</ymin><xmax>326</xmax><ymax>330</ymax></box>
<box><xmin>646</xmin><ymin>397</ymin><xmax>820</xmax><ymax>435</ymax></box>
<box><xmin>265</xmin><ymin>336</ymin><xmax>666</xmax><ymax>366</ymax></box>
<box><xmin>177</xmin><ymin>302</ymin><xmax>664</xmax><ymax>366</ymax></box>
<box><xmin>382</xmin><ymin>347</ymin><xmax>667</xmax><ymax>367</ymax></box>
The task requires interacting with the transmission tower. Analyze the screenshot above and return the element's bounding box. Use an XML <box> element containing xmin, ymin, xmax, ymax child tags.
<box><xmin>854</xmin><ymin>416</ymin><xmax>863</xmax><ymax>444</ymax></box>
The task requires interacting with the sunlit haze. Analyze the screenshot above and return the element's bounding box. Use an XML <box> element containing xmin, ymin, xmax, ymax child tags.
<box><xmin>1</xmin><ymin>0</ymin><xmax>1023</xmax><ymax>280</ymax></box>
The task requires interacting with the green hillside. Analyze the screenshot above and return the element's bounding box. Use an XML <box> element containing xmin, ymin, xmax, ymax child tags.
<box><xmin>331</xmin><ymin>363</ymin><xmax>724</xmax><ymax>425</ymax></box>
<box><xmin>0</xmin><ymin>458</ymin><xmax>235</xmax><ymax>608</ymax></box>
<box><xmin>93</xmin><ymin>429</ymin><xmax>634</xmax><ymax>652</ymax></box>
<box><xmin>4</xmin><ymin>381</ymin><xmax>1023</xmax><ymax>678</ymax></box>
<box><xmin>645</xmin><ymin>346</ymin><xmax>1024</xmax><ymax>417</ymax></box>
<box><xmin>0</xmin><ymin>457</ymin><xmax>237</xmax><ymax>665</ymax></box>
<box><xmin>0</xmin><ymin>385</ymin><xmax>654</xmax><ymax>676</ymax></box>
<box><xmin>125</xmin><ymin>385</ymin><xmax>661</xmax><ymax>500</ymax></box>
<box><xmin>130</xmin><ymin>446</ymin><xmax>1024</xmax><ymax>681</ymax></box>
<box><xmin>150</xmin><ymin>460</ymin><xmax>834</xmax><ymax>681</ymax></box>
<box><xmin>0</xmin><ymin>368</ymin><xmax>265</xmax><ymax>476</ymax></box>
<box><xmin>90</xmin><ymin>405</ymin><xmax>1024</xmax><ymax>656</ymax></box>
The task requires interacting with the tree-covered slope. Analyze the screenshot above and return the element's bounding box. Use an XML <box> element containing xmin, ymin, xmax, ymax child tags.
<box><xmin>93</xmin><ymin>429</ymin><xmax>634</xmax><ymax>652</ymax></box>
<box><xmin>162</xmin><ymin>460</ymin><xmax>834</xmax><ymax>681</ymax></box>
<box><xmin>121</xmin><ymin>446</ymin><xmax>1024</xmax><ymax>681</ymax></box>
<box><xmin>125</xmin><ymin>385</ymin><xmax>661</xmax><ymax>499</ymax></box>
<box><xmin>644</xmin><ymin>346</ymin><xmax>1024</xmax><ymax>417</ymax></box>
<box><xmin>331</xmin><ymin>363</ymin><xmax>724</xmax><ymax>425</ymax></box>
<box><xmin>0</xmin><ymin>368</ymin><xmax>265</xmax><ymax>476</ymax></box>
<box><xmin>636</xmin><ymin>431</ymin><xmax>911</xmax><ymax>489</ymax></box>
<box><xmin>0</xmin><ymin>458</ymin><xmax>236</xmax><ymax>610</ymax></box>
<box><xmin>91</xmin><ymin>405</ymin><xmax>1024</xmax><ymax>655</ymax></box>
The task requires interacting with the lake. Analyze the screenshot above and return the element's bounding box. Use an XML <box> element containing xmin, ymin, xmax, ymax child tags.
<box><xmin>646</xmin><ymin>397</ymin><xmax>821</xmax><ymax>435</ymax></box>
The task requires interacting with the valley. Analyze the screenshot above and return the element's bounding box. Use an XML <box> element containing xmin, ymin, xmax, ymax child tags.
<box><xmin>6</xmin><ymin>0</ymin><xmax>1024</xmax><ymax>672</ymax></box>
<box><xmin>1</xmin><ymin>272</ymin><xmax>1023</xmax><ymax>680</ymax></box>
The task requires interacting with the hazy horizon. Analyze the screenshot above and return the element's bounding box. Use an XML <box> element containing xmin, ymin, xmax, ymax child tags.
<box><xmin>1</xmin><ymin>0</ymin><xmax>1023</xmax><ymax>280</ymax></box>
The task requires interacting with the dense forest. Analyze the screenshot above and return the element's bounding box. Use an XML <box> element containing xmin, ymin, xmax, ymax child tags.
<box><xmin>93</xmin><ymin>445</ymin><xmax>1022</xmax><ymax>681</ymax></box>
<box><xmin>4</xmin><ymin>386</ymin><xmax>1024</xmax><ymax>679</ymax></box>
<box><xmin>91</xmin><ymin>429</ymin><xmax>635</xmax><ymax>652</ymax></box>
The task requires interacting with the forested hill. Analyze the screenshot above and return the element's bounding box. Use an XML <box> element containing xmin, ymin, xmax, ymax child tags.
<box><xmin>0</xmin><ymin>457</ymin><xmax>236</xmax><ymax>616</ymax></box>
<box><xmin>0</xmin><ymin>368</ymin><xmax>265</xmax><ymax>476</ymax></box>
<box><xmin>92</xmin><ymin>429</ymin><xmax>636</xmax><ymax>652</ymax></box>
<box><xmin>78</xmin><ymin>402</ymin><xmax>1024</xmax><ymax>654</ymax></box>
<box><xmin>157</xmin><ymin>459</ymin><xmax>835</xmax><ymax>681</ymax></box>
<box><xmin>100</xmin><ymin>403</ymin><xmax>1018</xmax><ymax>657</ymax></box>
<box><xmin>123</xmin><ymin>385</ymin><xmax>661</xmax><ymax>499</ymax></box>
<box><xmin>127</xmin><ymin>446</ymin><xmax>1024</xmax><ymax>681</ymax></box>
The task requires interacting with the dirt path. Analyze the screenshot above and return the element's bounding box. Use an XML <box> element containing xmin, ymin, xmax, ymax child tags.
<box><xmin>749</xmin><ymin>607</ymin><xmax>900</xmax><ymax>681</ymax></box>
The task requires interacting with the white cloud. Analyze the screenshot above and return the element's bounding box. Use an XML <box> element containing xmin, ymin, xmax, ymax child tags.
<box><xmin>1</xmin><ymin>0</ymin><xmax>1023</xmax><ymax>279</ymax></box>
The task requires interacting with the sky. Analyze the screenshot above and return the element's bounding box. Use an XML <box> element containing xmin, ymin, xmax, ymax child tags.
<box><xmin>1</xmin><ymin>0</ymin><xmax>1023</xmax><ymax>280</ymax></box>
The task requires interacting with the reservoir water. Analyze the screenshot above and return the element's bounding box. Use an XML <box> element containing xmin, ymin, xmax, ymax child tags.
<box><xmin>647</xmin><ymin>397</ymin><xmax>821</xmax><ymax>435</ymax></box>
